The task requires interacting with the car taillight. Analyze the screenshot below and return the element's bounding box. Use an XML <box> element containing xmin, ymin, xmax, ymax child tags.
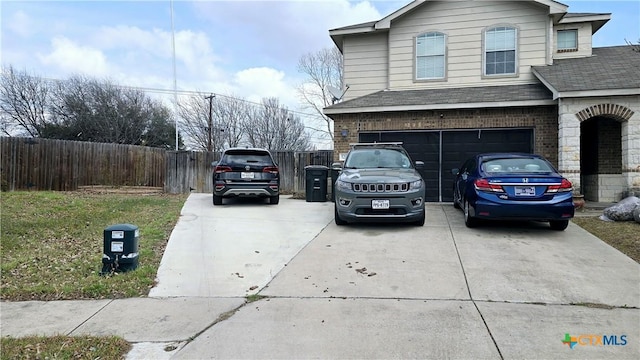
<box><xmin>474</xmin><ymin>178</ymin><xmax>504</xmax><ymax>193</ymax></box>
<box><xmin>214</xmin><ymin>166</ymin><xmax>232</xmax><ymax>173</ymax></box>
<box><xmin>263</xmin><ymin>166</ymin><xmax>279</xmax><ymax>174</ymax></box>
<box><xmin>546</xmin><ymin>179</ymin><xmax>572</xmax><ymax>193</ymax></box>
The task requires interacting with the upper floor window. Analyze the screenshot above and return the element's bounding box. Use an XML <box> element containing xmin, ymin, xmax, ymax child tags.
<box><xmin>484</xmin><ymin>26</ymin><xmax>517</xmax><ymax>76</ymax></box>
<box><xmin>557</xmin><ymin>29</ymin><xmax>578</xmax><ymax>52</ymax></box>
<box><xmin>416</xmin><ymin>32</ymin><xmax>445</xmax><ymax>80</ymax></box>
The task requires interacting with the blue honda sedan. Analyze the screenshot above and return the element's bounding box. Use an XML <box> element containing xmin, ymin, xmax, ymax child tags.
<box><xmin>452</xmin><ymin>153</ymin><xmax>575</xmax><ymax>230</ymax></box>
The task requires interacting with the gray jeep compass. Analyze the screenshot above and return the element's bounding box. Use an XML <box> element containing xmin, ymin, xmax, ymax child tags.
<box><xmin>333</xmin><ymin>142</ymin><xmax>426</xmax><ymax>226</ymax></box>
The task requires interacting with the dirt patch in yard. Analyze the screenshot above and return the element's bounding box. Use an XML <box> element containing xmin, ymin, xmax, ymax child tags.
<box><xmin>77</xmin><ymin>185</ymin><xmax>164</xmax><ymax>195</ymax></box>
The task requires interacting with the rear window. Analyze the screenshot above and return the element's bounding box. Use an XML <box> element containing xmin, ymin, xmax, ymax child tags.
<box><xmin>481</xmin><ymin>158</ymin><xmax>552</xmax><ymax>173</ymax></box>
<box><xmin>222</xmin><ymin>150</ymin><xmax>273</xmax><ymax>166</ymax></box>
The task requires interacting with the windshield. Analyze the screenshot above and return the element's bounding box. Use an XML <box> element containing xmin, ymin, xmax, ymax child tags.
<box><xmin>344</xmin><ymin>148</ymin><xmax>412</xmax><ymax>169</ymax></box>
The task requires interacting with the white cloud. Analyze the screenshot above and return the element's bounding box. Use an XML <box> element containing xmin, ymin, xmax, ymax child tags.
<box><xmin>5</xmin><ymin>10</ymin><xmax>33</xmax><ymax>37</ymax></box>
<box><xmin>38</xmin><ymin>37</ymin><xmax>110</xmax><ymax>77</ymax></box>
<box><xmin>233</xmin><ymin>67</ymin><xmax>297</xmax><ymax>106</ymax></box>
<box><xmin>190</xmin><ymin>0</ymin><xmax>385</xmax><ymax>68</ymax></box>
<box><xmin>6</xmin><ymin>0</ymin><xmax>397</xmax><ymax>118</ymax></box>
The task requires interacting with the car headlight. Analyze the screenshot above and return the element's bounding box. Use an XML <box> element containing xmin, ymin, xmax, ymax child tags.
<box><xmin>335</xmin><ymin>179</ymin><xmax>352</xmax><ymax>191</ymax></box>
<box><xmin>409</xmin><ymin>179</ymin><xmax>423</xmax><ymax>190</ymax></box>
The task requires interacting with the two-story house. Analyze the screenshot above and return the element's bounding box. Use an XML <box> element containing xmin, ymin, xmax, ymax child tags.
<box><xmin>324</xmin><ymin>0</ymin><xmax>640</xmax><ymax>203</ymax></box>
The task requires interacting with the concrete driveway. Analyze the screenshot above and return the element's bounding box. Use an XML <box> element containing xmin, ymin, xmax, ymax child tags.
<box><xmin>148</xmin><ymin>193</ymin><xmax>638</xmax><ymax>359</ymax></box>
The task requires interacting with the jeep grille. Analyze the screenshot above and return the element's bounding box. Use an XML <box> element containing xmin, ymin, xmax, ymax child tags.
<box><xmin>352</xmin><ymin>183</ymin><xmax>409</xmax><ymax>192</ymax></box>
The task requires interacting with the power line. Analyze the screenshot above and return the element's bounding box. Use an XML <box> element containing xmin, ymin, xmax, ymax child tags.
<box><xmin>6</xmin><ymin>72</ymin><xmax>334</xmax><ymax>141</ymax></box>
<box><xmin>37</xmin><ymin>75</ymin><xmax>329</xmax><ymax>120</ymax></box>
<box><xmin>35</xmin><ymin>76</ymin><xmax>333</xmax><ymax>137</ymax></box>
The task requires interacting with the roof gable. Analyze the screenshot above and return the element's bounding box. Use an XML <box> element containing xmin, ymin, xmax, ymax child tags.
<box><xmin>329</xmin><ymin>0</ymin><xmax>609</xmax><ymax>51</ymax></box>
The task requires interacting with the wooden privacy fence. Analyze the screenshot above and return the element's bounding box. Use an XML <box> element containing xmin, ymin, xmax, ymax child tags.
<box><xmin>165</xmin><ymin>149</ymin><xmax>335</xmax><ymax>194</ymax></box>
<box><xmin>1</xmin><ymin>137</ymin><xmax>165</xmax><ymax>191</ymax></box>
<box><xmin>2</xmin><ymin>137</ymin><xmax>335</xmax><ymax>194</ymax></box>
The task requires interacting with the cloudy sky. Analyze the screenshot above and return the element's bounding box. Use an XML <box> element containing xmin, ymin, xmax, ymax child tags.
<box><xmin>1</xmin><ymin>0</ymin><xmax>639</xmax><ymax>145</ymax></box>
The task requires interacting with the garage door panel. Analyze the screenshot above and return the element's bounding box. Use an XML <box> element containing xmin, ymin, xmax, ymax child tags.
<box><xmin>441</xmin><ymin>130</ymin><xmax>533</xmax><ymax>202</ymax></box>
<box><xmin>359</xmin><ymin>129</ymin><xmax>532</xmax><ymax>202</ymax></box>
<box><xmin>387</xmin><ymin>132</ymin><xmax>440</xmax><ymax>202</ymax></box>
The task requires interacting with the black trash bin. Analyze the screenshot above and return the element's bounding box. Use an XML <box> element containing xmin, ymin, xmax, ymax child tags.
<box><xmin>305</xmin><ymin>165</ymin><xmax>329</xmax><ymax>202</ymax></box>
<box><xmin>102</xmin><ymin>224</ymin><xmax>139</xmax><ymax>274</ymax></box>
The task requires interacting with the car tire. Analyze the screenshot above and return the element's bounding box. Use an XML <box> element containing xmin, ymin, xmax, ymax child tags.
<box><xmin>549</xmin><ymin>220</ymin><xmax>569</xmax><ymax>231</ymax></box>
<box><xmin>464</xmin><ymin>199</ymin><xmax>479</xmax><ymax>228</ymax></box>
<box><xmin>453</xmin><ymin>188</ymin><xmax>461</xmax><ymax>209</ymax></box>
<box><xmin>213</xmin><ymin>195</ymin><xmax>223</xmax><ymax>205</ymax></box>
<box><xmin>269</xmin><ymin>195</ymin><xmax>280</xmax><ymax>205</ymax></box>
<box><xmin>334</xmin><ymin>205</ymin><xmax>347</xmax><ymax>226</ymax></box>
<box><xmin>414</xmin><ymin>210</ymin><xmax>426</xmax><ymax>226</ymax></box>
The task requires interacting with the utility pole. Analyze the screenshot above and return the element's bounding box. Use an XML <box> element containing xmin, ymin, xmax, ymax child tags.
<box><xmin>205</xmin><ymin>94</ymin><xmax>215</xmax><ymax>152</ymax></box>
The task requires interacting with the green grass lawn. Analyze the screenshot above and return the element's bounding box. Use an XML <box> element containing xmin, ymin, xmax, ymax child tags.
<box><xmin>0</xmin><ymin>335</ymin><xmax>131</xmax><ymax>360</ymax></box>
<box><xmin>1</xmin><ymin>191</ymin><xmax>636</xmax><ymax>359</ymax></box>
<box><xmin>1</xmin><ymin>191</ymin><xmax>187</xmax><ymax>301</ymax></box>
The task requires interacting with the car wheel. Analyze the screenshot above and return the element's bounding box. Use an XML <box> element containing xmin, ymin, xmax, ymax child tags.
<box><xmin>464</xmin><ymin>199</ymin><xmax>479</xmax><ymax>228</ymax></box>
<box><xmin>414</xmin><ymin>210</ymin><xmax>425</xmax><ymax>226</ymax></box>
<box><xmin>269</xmin><ymin>195</ymin><xmax>280</xmax><ymax>205</ymax></box>
<box><xmin>453</xmin><ymin>188</ymin><xmax>461</xmax><ymax>209</ymax></box>
<box><xmin>213</xmin><ymin>194</ymin><xmax>222</xmax><ymax>205</ymax></box>
<box><xmin>549</xmin><ymin>220</ymin><xmax>569</xmax><ymax>231</ymax></box>
<box><xmin>334</xmin><ymin>205</ymin><xmax>347</xmax><ymax>226</ymax></box>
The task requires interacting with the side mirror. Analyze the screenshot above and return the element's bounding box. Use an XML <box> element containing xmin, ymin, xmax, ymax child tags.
<box><xmin>331</xmin><ymin>162</ymin><xmax>343</xmax><ymax>170</ymax></box>
<box><xmin>414</xmin><ymin>161</ymin><xmax>424</xmax><ymax>170</ymax></box>
<box><xmin>211</xmin><ymin>161</ymin><xmax>218</xmax><ymax>167</ymax></box>
<box><xmin>451</xmin><ymin>168</ymin><xmax>459</xmax><ymax>175</ymax></box>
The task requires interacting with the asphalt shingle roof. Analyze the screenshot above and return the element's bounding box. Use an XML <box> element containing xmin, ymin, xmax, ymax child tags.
<box><xmin>326</xmin><ymin>83</ymin><xmax>553</xmax><ymax>110</ymax></box>
<box><xmin>532</xmin><ymin>46</ymin><xmax>640</xmax><ymax>93</ymax></box>
<box><xmin>327</xmin><ymin>46</ymin><xmax>639</xmax><ymax>112</ymax></box>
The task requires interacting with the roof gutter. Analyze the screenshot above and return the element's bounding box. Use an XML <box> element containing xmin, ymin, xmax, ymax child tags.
<box><xmin>324</xmin><ymin>99</ymin><xmax>557</xmax><ymax>115</ymax></box>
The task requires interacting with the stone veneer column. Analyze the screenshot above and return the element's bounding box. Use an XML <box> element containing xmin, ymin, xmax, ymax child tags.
<box><xmin>557</xmin><ymin>106</ymin><xmax>581</xmax><ymax>192</ymax></box>
<box><xmin>622</xmin><ymin>112</ymin><xmax>640</xmax><ymax>194</ymax></box>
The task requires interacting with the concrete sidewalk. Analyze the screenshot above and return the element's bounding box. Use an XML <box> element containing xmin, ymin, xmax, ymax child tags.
<box><xmin>1</xmin><ymin>195</ymin><xmax>638</xmax><ymax>359</ymax></box>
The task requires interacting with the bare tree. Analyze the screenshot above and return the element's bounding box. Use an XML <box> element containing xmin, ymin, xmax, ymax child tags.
<box><xmin>296</xmin><ymin>47</ymin><xmax>343</xmax><ymax>141</ymax></box>
<box><xmin>625</xmin><ymin>38</ymin><xmax>640</xmax><ymax>53</ymax></box>
<box><xmin>0</xmin><ymin>65</ymin><xmax>50</xmax><ymax>137</ymax></box>
<box><xmin>244</xmin><ymin>97</ymin><xmax>310</xmax><ymax>151</ymax></box>
<box><xmin>213</xmin><ymin>94</ymin><xmax>249</xmax><ymax>149</ymax></box>
<box><xmin>176</xmin><ymin>92</ymin><xmax>233</xmax><ymax>152</ymax></box>
<box><xmin>177</xmin><ymin>93</ymin><xmax>212</xmax><ymax>151</ymax></box>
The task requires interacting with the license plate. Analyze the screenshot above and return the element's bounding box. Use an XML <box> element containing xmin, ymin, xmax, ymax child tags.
<box><xmin>111</xmin><ymin>241</ymin><xmax>124</xmax><ymax>252</ymax></box>
<box><xmin>372</xmin><ymin>199</ymin><xmax>390</xmax><ymax>209</ymax></box>
<box><xmin>241</xmin><ymin>172</ymin><xmax>254</xmax><ymax>179</ymax></box>
<box><xmin>515</xmin><ymin>186</ymin><xmax>536</xmax><ymax>196</ymax></box>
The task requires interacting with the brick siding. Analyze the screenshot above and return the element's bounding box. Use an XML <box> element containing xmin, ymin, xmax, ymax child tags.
<box><xmin>332</xmin><ymin>106</ymin><xmax>559</xmax><ymax>165</ymax></box>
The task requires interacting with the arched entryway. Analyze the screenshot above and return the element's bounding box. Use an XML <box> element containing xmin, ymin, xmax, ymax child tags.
<box><xmin>576</xmin><ymin>104</ymin><xmax>632</xmax><ymax>202</ymax></box>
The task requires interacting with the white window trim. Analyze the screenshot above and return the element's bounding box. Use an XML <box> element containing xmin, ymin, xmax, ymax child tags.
<box><xmin>557</xmin><ymin>29</ymin><xmax>578</xmax><ymax>52</ymax></box>
<box><xmin>414</xmin><ymin>31</ymin><xmax>447</xmax><ymax>82</ymax></box>
<box><xmin>482</xmin><ymin>25</ymin><xmax>519</xmax><ymax>78</ymax></box>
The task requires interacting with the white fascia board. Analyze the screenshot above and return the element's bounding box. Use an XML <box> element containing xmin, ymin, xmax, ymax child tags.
<box><xmin>559</xmin><ymin>14</ymin><xmax>611</xmax><ymax>24</ymax></box>
<box><xmin>324</xmin><ymin>100</ymin><xmax>558</xmax><ymax>115</ymax></box>
<box><xmin>329</xmin><ymin>26</ymin><xmax>376</xmax><ymax>36</ymax></box>
<box><xmin>541</xmin><ymin>0</ymin><xmax>569</xmax><ymax>14</ymax></box>
<box><xmin>557</xmin><ymin>89</ymin><xmax>640</xmax><ymax>98</ymax></box>
<box><xmin>375</xmin><ymin>0</ymin><xmax>426</xmax><ymax>30</ymax></box>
